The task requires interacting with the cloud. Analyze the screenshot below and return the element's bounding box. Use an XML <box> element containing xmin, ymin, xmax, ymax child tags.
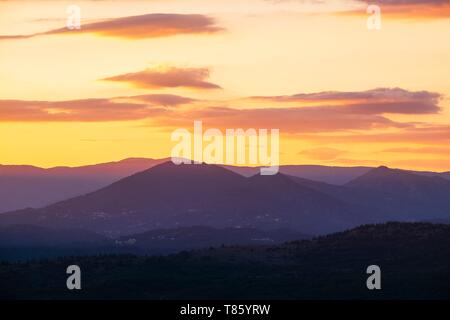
<box><xmin>0</xmin><ymin>93</ymin><xmax>196</xmax><ymax>122</ymax></box>
<box><xmin>140</xmin><ymin>87</ymin><xmax>443</xmax><ymax>133</ymax></box>
<box><xmin>0</xmin><ymin>13</ymin><xmax>223</xmax><ymax>40</ymax></box>
<box><xmin>352</xmin><ymin>0</ymin><xmax>450</xmax><ymax>18</ymax></box>
<box><xmin>267</xmin><ymin>0</ymin><xmax>450</xmax><ymax>18</ymax></box>
<box><xmin>370</xmin><ymin>0</ymin><xmax>449</xmax><ymax>5</ymax></box>
<box><xmin>298</xmin><ymin>147</ymin><xmax>347</xmax><ymax>160</ymax></box>
<box><xmin>250</xmin><ymin>88</ymin><xmax>442</xmax><ymax>115</ymax></box>
<box><xmin>116</xmin><ymin>94</ymin><xmax>196</xmax><ymax>107</ymax></box>
<box><xmin>102</xmin><ymin>66</ymin><xmax>222</xmax><ymax>90</ymax></box>
<box><xmin>0</xmin><ymin>87</ymin><xmax>444</xmax><ymax>144</ymax></box>
<box><xmin>153</xmin><ymin>105</ymin><xmax>410</xmax><ymax>133</ymax></box>
<box><xmin>252</xmin><ymin>87</ymin><xmax>439</xmax><ymax>102</ymax></box>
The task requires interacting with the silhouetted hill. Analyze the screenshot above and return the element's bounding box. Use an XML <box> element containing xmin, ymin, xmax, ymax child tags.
<box><xmin>440</xmin><ymin>171</ymin><xmax>450</xmax><ymax>180</ymax></box>
<box><xmin>279</xmin><ymin>165</ymin><xmax>373</xmax><ymax>185</ymax></box>
<box><xmin>344</xmin><ymin>166</ymin><xmax>450</xmax><ymax>220</ymax></box>
<box><xmin>0</xmin><ymin>162</ymin><xmax>360</xmax><ymax>236</ymax></box>
<box><xmin>2</xmin><ymin>158</ymin><xmax>449</xmax><ymax>213</ymax></box>
<box><xmin>0</xmin><ymin>158</ymin><xmax>163</xmax><ymax>177</ymax></box>
<box><xmin>287</xmin><ymin>167</ymin><xmax>450</xmax><ymax>222</ymax></box>
<box><xmin>0</xmin><ymin>158</ymin><xmax>166</xmax><ymax>212</ymax></box>
<box><xmin>222</xmin><ymin>164</ymin><xmax>373</xmax><ymax>184</ymax></box>
<box><xmin>3</xmin><ymin>163</ymin><xmax>450</xmax><ymax>237</ymax></box>
<box><xmin>243</xmin><ymin>173</ymin><xmax>359</xmax><ymax>231</ymax></box>
<box><xmin>1</xmin><ymin>222</ymin><xmax>449</xmax><ymax>299</ymax></box>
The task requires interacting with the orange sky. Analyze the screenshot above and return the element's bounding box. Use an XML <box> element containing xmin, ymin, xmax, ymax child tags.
<box><xmin>0</xmin><ymin>0</ymin><xmax>450</xmax><ymax>171</ymax></box>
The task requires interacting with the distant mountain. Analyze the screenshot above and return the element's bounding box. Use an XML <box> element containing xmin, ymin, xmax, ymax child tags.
<box><xmin>2</xmin><ymin>222</ymin><xmax>449</xmax><ymax>299</ymax></box>
<box><xmin>278</xmin><ymin>165</ymin><xmax>374</xmax><ymax>185</ymax></box>
<box><xmin>438</xmin><ymin>171</ymin><xmax>450</xmax><ymax>180</ymax></box>
<box><xmin>0</xmin><ymin>158</ymin><xmax>166</xmax><ymax>212</ymax></box>
<box><xmin>0</xmin><ymin>162</ymin><xmax>360</xmax><ymax>236</ymax></box>
<box><xmin>0</xmin><ymin>157</ymin><xmax>164</xmax><ymax>177</ymax></box>
<box><xmin>222</xmin><ymin>164</ymin><xmax>372</xmax><ymax>184</ymax></box>
<box><xmin>286</xmin><ymin>166</ymin><xmax>450</xmax><ymax>222</ymax></box>
<box><xmin>2</xmin><ymin>157</ymin><xmax>449</xmax><ymax>213</ymax></box>
<box><xmin>1</xmin><ymin>159</ymin><xmax>371</xmax><ymax>213</ymax></box>
<box><xmin>223</xmin><ymin>164</ymin><xmax>450</xmax><ymax>185</ymax></box>
<box><xmin>344</xmin><ymin>166</ymin><xmax>450</xmax><ymax>220</ymax></box>
<box><xmin>2</xmin><ymin>162</ymin><xmax>450</xmax><ymax>237</ymax></box>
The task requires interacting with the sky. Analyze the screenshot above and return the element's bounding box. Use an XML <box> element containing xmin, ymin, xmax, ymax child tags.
<box><xmin>0</xmin><ymin>0</ymin><xmax>450</xmax><ymax>171</ymax></box>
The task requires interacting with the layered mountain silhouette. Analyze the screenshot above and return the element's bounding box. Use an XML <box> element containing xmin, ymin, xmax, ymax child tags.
<box><xmin>1</xmin><ymin>162</ymin><xmax>450</xmax><ymax>237</ymax></box>
<box><xmin>0</xmin><ymin>159</ymin><xmax>370</xmax><ymax>213</ymax></box>
<box><xmin>223</xmin><ymin>164</ymin><xmax>373</xmax><ymax>184</ymax></box>
<box><xmin>288</xmin><ymin>166</ymin><xmax>450</xmax><ymax>221</ymax></box>
<box><xmin>0</xmin><ymin>162</ymin><xmax>361</xmax><ymax>235</ymax></box>
<box><xmin>344</xmin><ymin>166</ymin><xmax>450</xmax><ymax>220</ymax></box>
<box><xmin>1</xmin><ymin>157</ymin><xmax>449</xmax><ymax>213</ymax></box>
<box><xmin>0</xmin><ymin>158</ymin><xmax>166</xmax><ymax>212</ymax></box>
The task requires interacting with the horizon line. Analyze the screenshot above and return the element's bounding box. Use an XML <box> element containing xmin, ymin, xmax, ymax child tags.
<box><xmin>1</xmin><ymin>156</ymin><xmax>448</xmax><ymax>174</ymax></box>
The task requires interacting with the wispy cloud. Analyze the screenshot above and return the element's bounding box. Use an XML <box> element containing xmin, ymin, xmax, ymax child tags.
<box><xmin>0</xmin><ymin>13</ymin><xmax>223</xmax><ymax>40</ymax></box>
<box><xmin>250</xmin><ymin>88</ymin><xmax>442</xmax><ymax>115</ymax></box>
<box><xmin>102</xmin><ymin>66</ymin><xmax>222</xmax><ymax>90</ymax></box>
<box><xmin>0</xmin><ymin>93</ymin><xmax>195</xmax><ymax>122</ymax></box>
<box><xmin>352</xmin><ymin>0</ymin><xmax>450</xmax><ymax>18</ymax></box>
<box><xmin>0</xmin><ymin>88</ymin><xmax>444</xmax><ymax>141</ymax></box>
<box><xmin>269</xmin><ymin>0</ymin><xmax>450</xmax><ymax>18</ymax></box>
<box><xmin>154</xmin><ymin>105</ymin><xmax>410</xmax><ymax>133</ymax></box>
<box><xmin>115</xmin><ymin>94</ymin><xmax>197</xmax><ymax>107</ymax></box>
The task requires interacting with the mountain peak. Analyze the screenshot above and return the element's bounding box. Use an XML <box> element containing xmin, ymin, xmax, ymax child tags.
<box><xmin>346</xmin><ymin>164</ymin><xmax>450</xmax><ymax>195</ymax></box>
<box><xmin>349</xmin><ymin>165</ymin><xmax>403</xmax><ymax>179</ymax></box>
<box><xmin>141</xmin><ymin>160</ymin><xmax>243</xmax><ymax>177</ymax></box>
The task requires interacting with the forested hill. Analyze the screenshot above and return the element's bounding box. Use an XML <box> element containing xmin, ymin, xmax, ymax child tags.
<box><xmin>1</xmin><ymin>222</ymin><xmax>450</xmax><ymax>300</ymax></box>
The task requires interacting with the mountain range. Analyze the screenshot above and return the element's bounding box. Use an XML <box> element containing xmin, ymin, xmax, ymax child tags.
<box><xmin>2</xmin><ymin>157</ymin><xmax>449</xmax><ymax>213</ymax></box>
<box><xmin>1</xmin><ymin>161</ymin><xmax>450</xmax><ymax>237</ymax></box>
<box><xmin>0</xmin><ymin>162</ymin><xmax>359</xmax><ymax>235</ymax></box>
<box><xmin>0</xmin><ymin>158</ymin><xmax>165</xmax><ymax>213</ymax></box>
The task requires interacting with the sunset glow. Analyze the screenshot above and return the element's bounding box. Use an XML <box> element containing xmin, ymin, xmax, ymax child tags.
<box><xmin>1</xmin><ymin>0</ymin><xmax>450</xmax><ymax>171</ymax></box>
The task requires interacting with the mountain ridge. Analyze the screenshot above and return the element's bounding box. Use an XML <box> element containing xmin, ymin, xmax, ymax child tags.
<box><xmin>0</xmin><ymin>162</ymin><xmax>361</xmax><ymax>236</ymax></box>
<box><xmin>1</xmin><ymin>157</ymin><xmax>449</xmax><ymax>213</ymax></box>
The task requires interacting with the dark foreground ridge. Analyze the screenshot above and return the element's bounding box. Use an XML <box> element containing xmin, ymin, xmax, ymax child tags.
<box><xmin>1</xmin><ymin>222</ymin><xmax>449</xmax><ymax>300</ymax></box>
